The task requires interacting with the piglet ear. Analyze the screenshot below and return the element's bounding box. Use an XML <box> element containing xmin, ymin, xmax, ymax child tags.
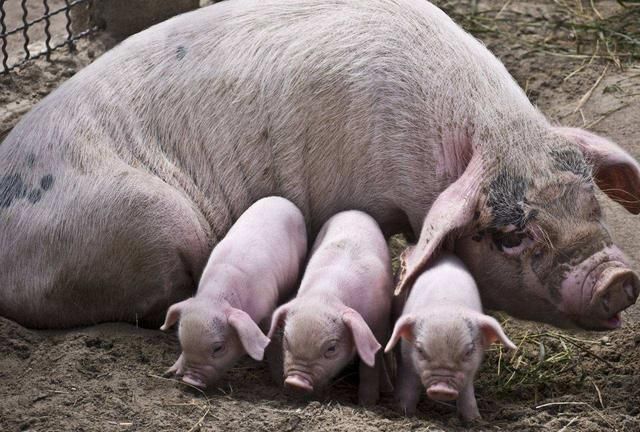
<box><xmin>556</xmin><ymin>127</ymin><xmax>640</xmax><ymax>214</ymax></box>
<box><xmin>474</xmin><ymin>314</ymin><xmax>516</xmax><ymax>350</ymax></box>
<box><xmin>395</xmin><ymin>153</ymin><xmax>483</xmax><ymax>296</ymax></box>
<box><xmin>384</xmin><ymin>315</ymin><xmax>415</xmax><ymax>353</ymax></box>
<box><xmin>228</xmin><ymin>308</ymin><xmax>270</xmax><ymax>361</ymax></box>
<box><xmin>160</xmin><ymin>299</ymin><xmax>192</xmax><ymax>331</ymax></box>
<box><xmin>267</xmin><ymin>304</ymin><xmax>289</xmax><ymax>339</ymax></box>
<box><xmin>342</xmin><ymin>309</ymin><xmax>381</xmax><ymax>367</ymax></box>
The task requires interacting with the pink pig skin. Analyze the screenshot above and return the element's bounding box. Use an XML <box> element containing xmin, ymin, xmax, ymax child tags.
<box><xmin>387</xmin><ymin>252</ymin><xmax>515</xmax><ymax>421</ymax></box>
<box><xmin>160</xmin><ymin>196</ymin><xmax>307</xmax><ymax>388</ymax></box>
<box><xmin>268</xmin><ymin>210</ymin><xmax>393</xmax><ymax>406</ymax></box>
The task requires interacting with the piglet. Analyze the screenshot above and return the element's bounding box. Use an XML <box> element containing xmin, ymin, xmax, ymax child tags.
<box><xmin>386</xmin><ymin>252</ymin><xmax>515</xmax><ymax>421</ymax></box>
<box><xmin>160</xmin><ymin>196</ymin><xmax>307</xmax><ymax>388</ymax></box>
<box><xmin>268</xmin><ymin>210</ymin><xmax>392</xmax><ymax>405</ymax></box>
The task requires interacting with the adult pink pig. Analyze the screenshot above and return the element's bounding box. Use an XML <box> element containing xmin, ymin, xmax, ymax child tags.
<box><xmin>1</xmin><ymin>0</ymin><xmax>639</xmax><ymax>330</ymax></box>
<box><xmin>268</xmin><ymin>210</ymin><xmax>392</xmax><ymax>406</ymax></box>
<box><xmin>388</xmin><ymin>252</ymin><xmax>515</xmax><ymax>421</ymax></box>
<box><xmin>159</xmin><ymin>196</ymin><xmax>307</xmax><ymax>388</ymax></box>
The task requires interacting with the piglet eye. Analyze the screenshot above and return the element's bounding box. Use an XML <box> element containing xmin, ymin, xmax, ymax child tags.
<box><xmin>325</xmin><ymin>344</ymin><xmax>338</xmax><ymax>358</ymax></box>
<box><xmin>464</xmin><ymin>344</ymin><xmax>475</xmax><ymax>359</ymax></box>
<box><xmin>416</xmin><ymin>345</ymin><xmax>430</xmax><ymax>361</ymax></box>
<box><xmin>212</xmin><ymin>343</ymin><xmax>225</xmax><ymax>357</ymax></box>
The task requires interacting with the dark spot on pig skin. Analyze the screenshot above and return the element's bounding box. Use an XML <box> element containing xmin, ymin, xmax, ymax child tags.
<box><xmin>27</xmin><ymin>189</ymin><xmax>42</xmax><ymax>204</ymax></box>
<box><xmin>26</xmin><ymin>153</ymin><xmax>36</xmax><ymax>168</ymax></box>
<box><xmin>472</xmin><ymin>235</ymin><xmax>482</xmax><ymax>242</ymax></box>
<box><xmin>0</xmin><ymin>174</ymin><xmax>26</xmax><ymax>208</ymax></box>
<box><xmin>530</xmin><ymin>238</ymin><xmax>610</xmax><ymax>302</ymax></box>
<box><xmin>176</xmin><ymin>46</ymin><xmax>187</xmax><ymax>60</ymax></box>
<box><xmin>487</xmin><ymin>172</ymin><xmax>528</xmax><ymax>229</ymax></box>
<box><xmin>463</xmin><ymin>318</ymin><xmax>474</xmax><ymax>336</ymax></box>
<box><xmin>531</xmin><ymin>257</ymin><xmax>568</xmax><ymax>302</ymax></box>
<box><xmin>40</xmin><ymin>174</ymin><xmax>54</xmax><ymax>191</ymax></box>
<box><xmin>473</xmin><ymin>211</ymin><xmax>480</xmax><ymax>221</ymax></box>
<box><xmin>550</xmin><ymin>148</ymin><xmax>591</xmax><ymax>180</ymax></box>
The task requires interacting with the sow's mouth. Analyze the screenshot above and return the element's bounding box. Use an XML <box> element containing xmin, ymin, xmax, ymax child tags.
<box><xmin>579</xmin><ymin>262</ymin><xmax>640</xmax><ymax>331</ymax></box>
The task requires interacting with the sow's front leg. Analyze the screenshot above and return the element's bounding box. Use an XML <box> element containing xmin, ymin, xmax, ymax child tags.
<box><xmin>0</xmin><ymin>167</ymin><xmax>211</xmax><ymax>328</ymax></box>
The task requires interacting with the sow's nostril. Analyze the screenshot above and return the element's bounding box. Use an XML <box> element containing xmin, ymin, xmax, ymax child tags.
<box><xmin>601</xmin><ymin>293</ymin><xmax>610</xmax><ymax>313</ymax></box>
<box><xmin>597</xmin><ymin>269</ymin><xmax>640</xmax><ymax>315</ymax></box>
<box><xmin>624</xmin><ymin>277</ymin><xmax>640</xmax><ymax>303</ymax></box>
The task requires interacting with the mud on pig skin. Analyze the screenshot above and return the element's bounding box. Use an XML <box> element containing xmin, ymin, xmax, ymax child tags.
<box><xmin>268</xmin><ymin>210</ymin><xmax>393</xmax><ymax>406</ymax></box>
<box><xmin>388</xmin><ymin>252</ymin><xmax>515</xmax><ymax>421</ymax></box>
<box><xmin>1</xmin><ymin>0</ymin><xmax>639</xmax><ymax>330</ymax></box>
<box><xmin>159</xmin><ymin>197</ymin><xmax>307</xmax><ymax>389</ymax></box>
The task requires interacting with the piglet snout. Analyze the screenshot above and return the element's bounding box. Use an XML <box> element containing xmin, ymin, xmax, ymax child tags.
<box><xmin>426</xmin><ymin>382</ymin><xmax>459</xmax><ymax>401</ymax></box>
<box><xmin>182</xmin><ymin>373</ymin><xmax>206</xmax><ymax>389</ymax></box>
<box><xmin>285</xmin><ymin>373</ymin><xmax>314</xmax><ymax>392</ymax></box>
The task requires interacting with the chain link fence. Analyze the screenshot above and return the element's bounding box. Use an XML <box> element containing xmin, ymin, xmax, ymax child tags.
<box><xmin>0</xmin><ymin>0</ymin><xmax>99</xmax><ymax>74</ymax></box>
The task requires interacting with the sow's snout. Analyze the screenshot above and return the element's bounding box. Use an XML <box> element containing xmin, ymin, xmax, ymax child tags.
<box><xmin>588</xmin><ymin>266</ymin><xmax>639</xmax><ymax>329</ymax></box>
<box><xmin>563</xmin><ymin>246</ymin><xmax>640</xmax><ymax>330</ymax></box>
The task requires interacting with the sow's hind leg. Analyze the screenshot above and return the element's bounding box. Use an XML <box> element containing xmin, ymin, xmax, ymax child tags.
<box><xmin>0</xmin><ymin>168</ymin><xmax>211</xmax><ymax>328</ymax></box>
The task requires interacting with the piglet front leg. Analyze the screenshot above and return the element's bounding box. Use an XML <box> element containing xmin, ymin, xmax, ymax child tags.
<box><xmin>358</xmin><ymin>360</ymin><xmax>380</xmax><ymax>406</ymax></box>
<box><xmin>395</xmin><ymin>352</ymin><xmax>421</xmax><ymax>416</ymax></box>
<box><xmin>457</xmin><ymin>382</ymin><xmax>481</xmax><ymax>422</ymax></box>
<box><xmin>265</xmin><ymin>331</ymin><xmax>284</xmax><ymax>386</ymax></box>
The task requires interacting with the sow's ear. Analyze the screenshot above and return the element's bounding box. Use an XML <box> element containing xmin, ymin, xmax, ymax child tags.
<box><xmin>343</xmin><ymin>309</ymin><xmax>381</xmax><ymax>368</ymax></box>
<box><xmin>160</xmin><ymin>298</ymin><xmax>192</xmax><ymax>331</ymax></box>
<box><xmin>395</xmin><ymin>153</ymin><xmax>483</xmax><ymax>295</ymax></box>
<box><xmin>556</xmin><ymin>127</ymin><xmax>640</xmax><ymax>214</ymax></box>
<box><xmin>228</xmin><ymin>308</ymin><xmax>270</xmax><ymax>361</ymax></box>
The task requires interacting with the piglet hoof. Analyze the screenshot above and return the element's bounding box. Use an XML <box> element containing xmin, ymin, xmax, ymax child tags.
<box><xmin>358</xmin><ymin>392</ymin><xmax>379</xmax><ymax>407</ymax></box>
<box><xmin>164</xmin><ymin>355</ymin><xmax>185</xmax><ymax>377</ymax></box>
<box><xmin>397</xmin><ymin>401</ymin><xmax>417</xmax><ymax>417</ymax></box>
<box><xmin>458</xmin><ymin>408</ymin><xmax>482</xmax><ymax>423</ymax></box>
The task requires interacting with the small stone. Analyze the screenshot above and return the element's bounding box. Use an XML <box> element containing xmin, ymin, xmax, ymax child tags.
<box><xmin>61</xmin><ymin>68</ymin><xmax>75</xmax><ymax>77</ymax></box>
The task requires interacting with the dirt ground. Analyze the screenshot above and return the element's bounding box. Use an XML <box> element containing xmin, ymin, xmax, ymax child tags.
<box><xmin>1</xmin><ymin>1</ymin><xmax>639</xmax><ymax>431</ymax></box>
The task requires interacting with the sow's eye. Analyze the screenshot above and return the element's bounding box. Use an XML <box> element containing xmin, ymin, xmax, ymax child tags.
<box><xmin>492</xmin><ymin>230</ymin><xmax>534</xmax><ymax>255</ymax></box>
